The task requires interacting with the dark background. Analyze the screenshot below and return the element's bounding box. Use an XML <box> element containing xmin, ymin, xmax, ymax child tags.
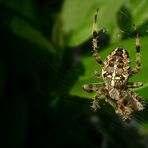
<box><xmin>0</xmin><ymin>0</ymin><xmax>148</xmax><ymax>148</ymax></box>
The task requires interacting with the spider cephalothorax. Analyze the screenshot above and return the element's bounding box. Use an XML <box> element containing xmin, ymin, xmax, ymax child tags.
<box><xmin>83</xmin><ymin>8</ymin><xmax>144</xmax><ymax>121</ymax></box>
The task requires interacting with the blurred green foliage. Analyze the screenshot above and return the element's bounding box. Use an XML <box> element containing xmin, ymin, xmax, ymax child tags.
<box><xmin>0</xmin><ymin>0</ymin><xmax>148</xmax><ymax>148</ymax></box>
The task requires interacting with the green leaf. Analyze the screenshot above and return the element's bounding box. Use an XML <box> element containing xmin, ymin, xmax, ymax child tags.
<box><xmin>70</xmin><ymin>36</ymin><xmax>148</xmax><ymax>100</ymax></box>
<box><xmin>61</xmin><ymin>0</ymin><xmax>148</xmax><ymax>47</ymax></box>
<box><xmin>126</xmin><ymin>0</ymin><xmax>148</xmax><ymax>27</ymax></box>
<box><xmin>61</xmin><ymin>0</ymin><xmax>126</xmax><ymax>47</ymax></box>
<box><xmin>0</xmin><ymin>1</ymin><xmax>57</xmax><ymax>54</ymax></box>
<box><xmin>0</xmin><ymin>0</ymin><xmax>35</xmax><ymax>20</ymax></box>
<box><xmin>114</xmin><ymin>0</ymin><xmax>148</xmax><ymax>40</ymax></box>
<box><xmin>10</xmin><ymin>17</ymin><xmax>56</xmax><ymax>54</ymax></box>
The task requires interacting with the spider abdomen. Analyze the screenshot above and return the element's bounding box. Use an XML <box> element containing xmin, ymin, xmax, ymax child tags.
<box><xmin>102</xmin><ymin>47</ymin><xmax>130</xmax><ymax>89</ymax></box>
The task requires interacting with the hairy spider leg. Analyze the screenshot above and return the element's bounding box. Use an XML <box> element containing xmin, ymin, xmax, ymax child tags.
<box><xmin>114</xmin><ymin>93</ymin><xmax>133</xmax><ymax>121</ymax></box>
<box><xmin>92</xmin><ymin>8</ymin><xmax>103</xmax><ymax>66</ymax></box>
<box><xmin>94</xmin><ymin>70</ymin><xmax>102</xmax><ymax>78</ymax></box>
<box><xmin>131</xmin><ymin>25</ymin><xmax>141</xmax><ymax>75</ymax></box>
<box><xmin>91</xmin><ymin>93</ymin><xmax>101</xmax><ymax>111</ymax></box>
<box><xmin>117</xmin><ymin>104</ymin><xmax>133</xmax><ymax>121</ymax></box>
<box><xmin>83</xmin><ymin>83</ymin><xmax>104</xmax><ymax>111</ymax></box>
<box><xmin>82</xmin><ymin>82</ymin><xmax>104</xmax><ymax>93</ymax></box>
<box><xmin>127</xmin><ymin>82</ymin><xmax>143</xmax><ymax>88</ymax></box>
<box><xmin>114</xmin><ymin>84</ymin><xmax>144</xmax><ymax>121</ymax></box>
<box><xmin>128</xmin><ymin>88</ymin><xmax>144</xmax><ymax>111</ymax></box>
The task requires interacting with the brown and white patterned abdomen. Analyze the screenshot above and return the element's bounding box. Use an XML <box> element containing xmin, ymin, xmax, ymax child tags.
<box><xmin>102</xmin><ymin>47</ymin><xmax>130</xmax><ymax>89</ymax></box>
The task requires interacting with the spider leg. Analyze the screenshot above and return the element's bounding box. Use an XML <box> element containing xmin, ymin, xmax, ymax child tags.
<box><xmin>115</xmin><ymin>88</ymin><xmax>144</xmax><ymax>121</ymax></box>
<box><xmin>127</xmin><ymin>88</ymin><xmax>145</xmax><ymax>111</ymax></box>
<box><xmin>83</xmin><ymin>83</ymin><xmax>104</xmax><ymax>111</ymax></box>
<box><xmin>131</xmin><ymin>25</ymin><xmax>141</xmax><ymax>75</ymax></box>
<box><xmin>92</xmin><ymin>8</ymin><xmax>103</xmax><ymax>66</ymax></box>
<box><xmin>115</xmin><ymin>94</ymin><xmax>133</xmax><ymax>121</ymax></box>
<box><xmin>82</xmin><ymin>82</ymin><xmax>104</xmax><ymax>93</ymax></box>
<box><xmin>127</xmin><ymin>82</ymin><xmax>143</xmax><ymax>88</ymax></box>
<box><xmin>91</xmin><ymin>93</ymin><xmax>101</xmax><ymax>111</ymax></box>
<box><xmin>94</xmin><ymin>70</ymin><xmax>102</xmax><ymax>78</ymax></box>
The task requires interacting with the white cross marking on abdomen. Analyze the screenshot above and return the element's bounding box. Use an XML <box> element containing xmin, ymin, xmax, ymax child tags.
<box><xmin>111</xmin><ymin>61</ymin><xmax>118</xmax><ymax>87</ymax></box>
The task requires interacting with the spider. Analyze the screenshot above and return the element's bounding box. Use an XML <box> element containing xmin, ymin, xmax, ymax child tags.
<box><xmin>82</xmin><ymin>8</ymin><xmax>145</xmax><ymax>121</ymax></box>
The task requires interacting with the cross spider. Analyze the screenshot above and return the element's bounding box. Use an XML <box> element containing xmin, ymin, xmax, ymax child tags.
<box><xmin>83</xmin><ymin>8</ymin><xmax>145</xmax><ymax>121</ymax></box>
